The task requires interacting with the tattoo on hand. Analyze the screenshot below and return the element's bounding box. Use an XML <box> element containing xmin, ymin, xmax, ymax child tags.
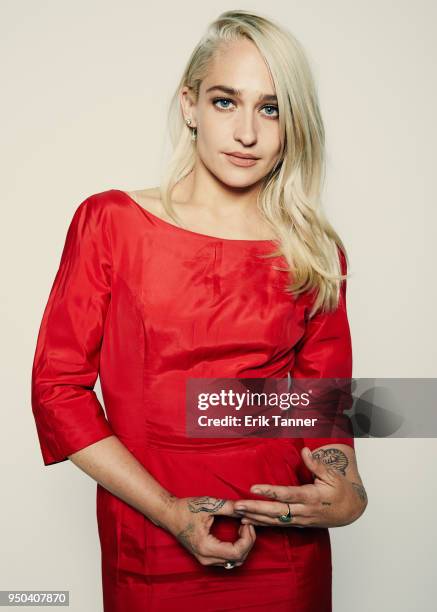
<box><xmin>351</xmin><ymin>482</ymin><xmax>368</xmax><ymax>504</ymax></box>
<box><xmin>187</xmin><ymin>496</ymin><xmax>226</xmax><ymax>513</ymax></box>
<box><xmin>312</xmin><ymin>448</ymin><xmax>349</xmax><ymax>475</ymax></box>
<box><xmin>256</xmin><ymin>487</ymin><xmax>278</xmax><ymax>499</ymax></box>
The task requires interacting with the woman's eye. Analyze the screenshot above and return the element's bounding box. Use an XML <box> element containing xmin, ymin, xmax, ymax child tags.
<box><xmin>212</xmin><ymin>98</ymin><xmax>279</xmax><ymax>119</ymax></box>
<box><xmin>213</xmin><ymin>98</ymin><xmax>235</xmax><ymax>110</ymax></box>
<box><xmin>262</xmin><ymin>105</ymin><xmax>279</xmax><ymax>118</ymax></box>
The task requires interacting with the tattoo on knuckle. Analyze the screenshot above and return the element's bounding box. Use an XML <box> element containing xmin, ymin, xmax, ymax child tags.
<box><xmin>187</xmin><ymin>496</ymin><xmax>227</xmax><ymax>513</ymax></box>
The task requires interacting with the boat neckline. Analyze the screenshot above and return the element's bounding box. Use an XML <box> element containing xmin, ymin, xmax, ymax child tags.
<box><xmin>116</xmin><ymin>189</ymin><xmax>277</xmax><ymax>244</ymax></box>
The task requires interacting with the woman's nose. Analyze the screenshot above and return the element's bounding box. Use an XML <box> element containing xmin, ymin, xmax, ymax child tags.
<box><xmin>233</xmin><ymin>110</ymin><xmax>257</xmax><ymax>145</ymax></box>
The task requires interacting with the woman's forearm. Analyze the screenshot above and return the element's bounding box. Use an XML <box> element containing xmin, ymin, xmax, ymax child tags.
<box><xmin>68</xmin><ymin>435</ymin><xmax>176</xmax><ymax>530</ymax></box>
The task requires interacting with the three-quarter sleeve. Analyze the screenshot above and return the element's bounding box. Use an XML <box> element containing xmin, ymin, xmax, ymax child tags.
<box><xmin>31</xmin><ymin>196</ymin><xmax>114</xmax><ymax>466</ymax></box>
<box><xmin>292</xmin><ymin>248</ymin><xmax>354</xmax><ymax>451</ymax></box>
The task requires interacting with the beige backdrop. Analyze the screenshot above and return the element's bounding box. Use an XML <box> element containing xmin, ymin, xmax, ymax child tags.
<box><xmin>1</xmin><ymin>1</ymin><xmax>436</xmax><ymax>610</ymax></box>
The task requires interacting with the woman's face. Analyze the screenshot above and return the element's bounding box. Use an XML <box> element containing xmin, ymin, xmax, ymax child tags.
<box><xmin>181</xmin><ymin>39</ymin><xmax>282</xmax><ymax>189</ymax></box>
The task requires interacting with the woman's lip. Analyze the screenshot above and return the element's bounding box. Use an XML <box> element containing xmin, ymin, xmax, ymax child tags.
<box><xmin>224</xmin><ymin>153</ymin><xmax>259</xmax><ymax>167</ymax></box>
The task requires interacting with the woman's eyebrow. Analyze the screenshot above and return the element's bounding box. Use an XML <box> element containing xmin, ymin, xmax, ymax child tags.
<box><xmin>205</xmin><ymin>84</ymin><xmax>278</xmax><ymax>103</ymax></box>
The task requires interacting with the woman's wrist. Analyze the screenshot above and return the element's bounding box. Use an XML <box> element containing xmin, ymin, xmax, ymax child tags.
<box><xmin>148</xmin><ymin>489</ymin><xmax>179</xmax><ymax>531</ymax></box>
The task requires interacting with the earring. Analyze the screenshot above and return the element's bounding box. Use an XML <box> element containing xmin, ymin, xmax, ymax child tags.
<box><xmin>185</xmin><ymin>118</ymin><xmax>197</xmax><ymax>141</ymax></box>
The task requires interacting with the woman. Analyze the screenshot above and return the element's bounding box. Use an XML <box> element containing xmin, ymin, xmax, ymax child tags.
<box><xmin>31</xmin><ymin>10</ymin><xmax>367</xmax><ymax>612</ymax></box>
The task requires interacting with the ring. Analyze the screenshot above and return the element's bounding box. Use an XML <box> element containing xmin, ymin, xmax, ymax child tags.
<box><xmin>224</xmin><ymin>561</ymin><xmax>236</xmax><ymax>569</ymax></box>
<box><xmin>278</xmin><ymin>503</ymin><xmax>293</xmax><ymax>523</ymax></box>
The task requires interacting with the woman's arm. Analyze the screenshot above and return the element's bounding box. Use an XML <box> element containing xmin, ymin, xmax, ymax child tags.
<box><xmin>31</xmin><ymin>195</ymin><xmax>254</xmax><ymax>567</ymax></box>
<box><xmin>234</xmin><ymin>249</ymin><xmax>368</xmax><ymax>527</ymax></box>
<box><xmin>293</xmin><ymin>247</ymin><xmax>357</xmax><ymax>458</ymax></box>
<box><xmin>31</xmin><ymin>196</ymin><xmax>114</xmax><ymax>466</ymax></box>
<box><xmin>68</xmin><ymin>435</ymin><xmax>256</xmax><ymax>566</ymax></box>
<box><xmin>290</xmin><ymin>250</ymin><xmax>368</xmax><ymax>510</ymax></box>
<box><xmin>68</xmin><ymin>435</ymin><xmax>176</xmax><ymax>528</ymax></box>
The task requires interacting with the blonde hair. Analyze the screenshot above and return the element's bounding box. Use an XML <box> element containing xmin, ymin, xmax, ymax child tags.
<box><xmin>159</xmin><ymin>9</ymin><xmax>349</xmax><ymax>318</ymax></box>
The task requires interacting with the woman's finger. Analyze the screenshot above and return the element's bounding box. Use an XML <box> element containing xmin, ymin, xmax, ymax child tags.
<box><xmin>241</xmin><ymin>518</ymin><xmax>268</xmax><ymax>527</ymax></box>
<box><xmin>235</xmin><ymin>500</ymin><xmax>287</xmax><ymax>517</ymax></box>
<box><xmin>241</xmin><ymin>512</ymin><xmax>282</xmax><ymax>525</ymax></box>
<box><xmin>249</xmin><ymin>484</ymin><xmax>309</xmax><ymax>503</ymax></box>
<box><xmin>241</xmin><ymin>510</ymin><xmax>304</xmax><ymax>526</ymax></box>
<box><xmin>242</xmin><ymin>512</ymin><xmax>312</xmax><ymax>527</ymax></box>
<box><xmin>235</xmin><ymin>501</ymin><xmax>308</xmax><ymax>518</ymax></box>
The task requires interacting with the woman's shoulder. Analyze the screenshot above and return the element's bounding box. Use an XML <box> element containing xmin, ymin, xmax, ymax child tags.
<box><xmin>86</xmin><ymin>186</ymin><xmax>169</xmax><ymax>219</ymax></box>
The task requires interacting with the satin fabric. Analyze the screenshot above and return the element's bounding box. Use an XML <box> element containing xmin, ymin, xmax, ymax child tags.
<box><xmin>31</xmin><ymin>188</ymin><xmax>354</xmax><ymax>612</ymax></box>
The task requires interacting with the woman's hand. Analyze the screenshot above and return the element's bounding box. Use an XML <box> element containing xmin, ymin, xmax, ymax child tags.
<box><xmin>163</xmin><ymin>495</ymin><xmax>256</xmax><ymax>567</ymax></box>
<box><xmin>234</xmin><ymin>447</ymin><xmax>368</xmax><ymax>529</ymax></box>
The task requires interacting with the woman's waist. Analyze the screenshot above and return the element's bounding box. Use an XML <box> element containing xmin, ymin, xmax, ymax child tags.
<box><xmin>129</xmin><ymin>437</ymin><xmax>303</xmax><ymax>494</ymax></box>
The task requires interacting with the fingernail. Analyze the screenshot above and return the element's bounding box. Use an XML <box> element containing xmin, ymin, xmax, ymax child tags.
<box><xmin>235</xmin><ymin>505</ymin><xmax>246</xmax><ymax>511</ymax></box>
<box><xmin>252</xmin><ymin>488</ymin><xmax>261</xmax><ymax>494</ymax></box>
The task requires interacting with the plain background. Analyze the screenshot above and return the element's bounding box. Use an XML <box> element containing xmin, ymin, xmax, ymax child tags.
<box><xmin>1</xmin><ymin>1</ymin><xmax>436</xmax><ymax>610</ymax></box>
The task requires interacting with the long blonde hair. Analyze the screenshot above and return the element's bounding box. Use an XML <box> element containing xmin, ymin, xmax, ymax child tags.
<box><xmin>159</xmin><ymin>9</ymin><xmax>349</xmax><ymax>318</ymax></box>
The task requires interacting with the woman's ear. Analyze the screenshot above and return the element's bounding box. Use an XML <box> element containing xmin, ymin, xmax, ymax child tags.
<box><xmin>180</xmin><ymin>86</ymin><xmax>197</xmax><ymax>128</ymax></box>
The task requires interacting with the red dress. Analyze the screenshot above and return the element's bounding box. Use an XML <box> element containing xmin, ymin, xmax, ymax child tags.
<box><xmin>31</xmin><ymin>189</ymin><xmax>354</xmax><ymax>612</ymax></box>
